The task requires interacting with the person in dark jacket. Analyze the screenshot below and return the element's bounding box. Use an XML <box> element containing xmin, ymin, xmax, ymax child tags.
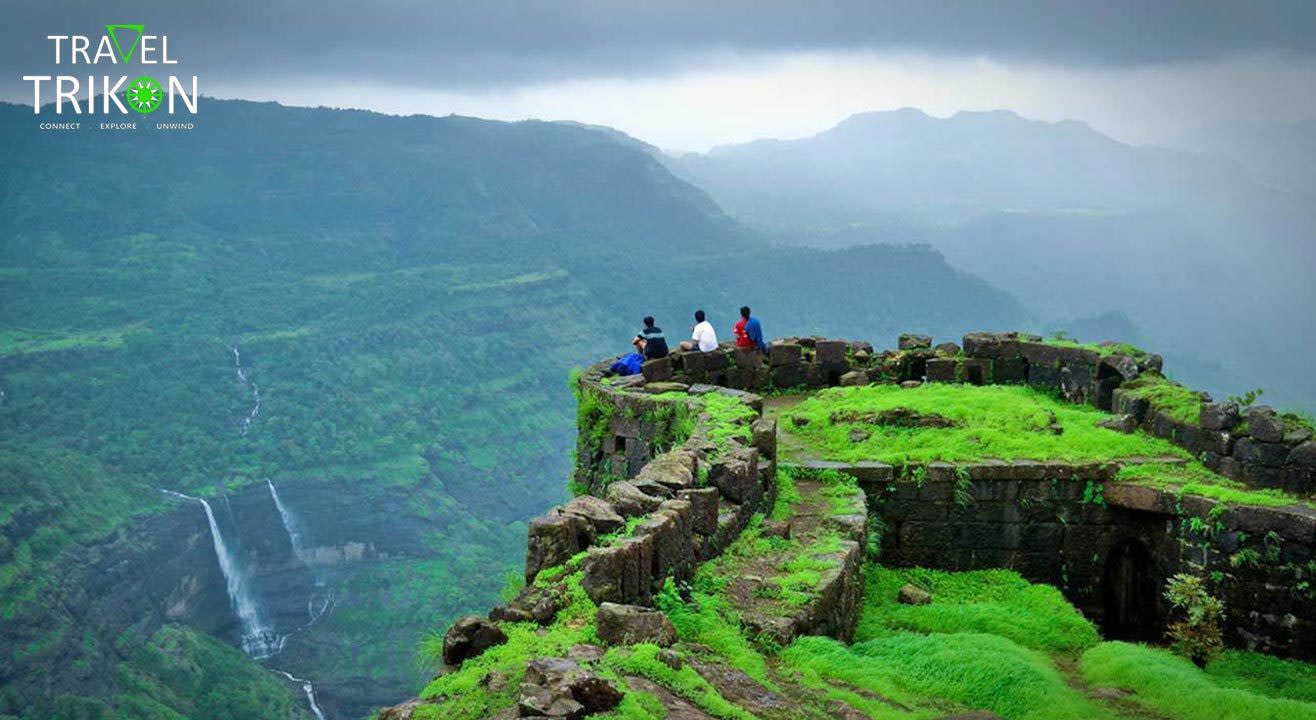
<box><xmin>634</xmin><ymin>316</ymin><xmax>669</xmax><ymax>359</ymax></box>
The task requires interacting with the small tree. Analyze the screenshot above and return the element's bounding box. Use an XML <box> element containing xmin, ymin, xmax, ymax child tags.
<box><xmin>1164</xmin><ymin>573</ymin><xmax>1225</xmax><ymax>668</ymax></box>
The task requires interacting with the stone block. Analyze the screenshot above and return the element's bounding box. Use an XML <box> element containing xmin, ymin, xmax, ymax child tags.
<box><xmin>1112</xmin><ymin>388</ymin><xmax>1150</xmax><ymax>422</ymax></box>
<box><xmin>816</xmin><ymin>339</ymin><xmax>847</xmax><ymax>365</ymax></box>
<box><xmin>1242</xmin><ymin>463</ymin><xmax>1285</xmax><ymax>489</ymax></box>
<box><xmin>768</xmin><ymin>342</ymin><xmax>801</xmax><ymax>367</ymax></box>
<box><xmin>596</xmin><ymin>603</ymin><xmax>676</xmax><ymax>647</ymax></box>
<box><xmin>624</xmin><ymin>435</ymin><xmax>649</xmax><ymax>461</ymax></box>
<box><xmin>771</xmin><ymin>362</ymin><xmax>808</xmax><ymax>389</ymax></box>
<box><xmin>677</xmin><ymin>487</ymin><xmax>719</xmax><ymax>536</ymax></box>
<box><xmin>751</xmin><ymin>417</ymin><xmax>777</xmax><ymax>460</ymax></box>
<box><xmin>526</xmin><ymin>514</ymin><xmax>594</xmax><ymax>583</ymax></box>
<box><xmin>605</xmin><ymin>480</ymin><xmax>664</xmax><ymax>517</ymax></box>
<box><xmin>993</xmin><ymin>357</ymin><xmax>1029</xmax><ymax>385</ymax></box>
<box><xmin>898</xmin><ymin>333</ymin><xmax>933</xmax><ymax>350</ymax></box>
<box><xmin>849</xmin><ymin>461</ymin><xmax>895</xmax><ymax>485</ymax></box>
<box><xmin>1234</xmin><ymin>438</ymin><xmax>1290</xmax><ymax>467</ymax></box>
<box><xmin>635</xmin><ymin>450</ymin><xmax>697</xmax><ymax>492</ymax></box>
<box><xmin>926</xmin><ymin>358</ymin><xmax>958</xmax><ymax>383</ymax></box>
<box><xmin>641</xmin><ymin>356</ymin><xmax>673</xmax><ymax>383</ymax></box>
<box><xmin>581</xmin><ymin>535</ymin><xmax>653</xmax><ymax>605</ymax></box>
<box><xmin>709</xmin><ymin>447</ymin><xmax>760</xmax><ymax>505</ymax></box>
<box><xmin>635</xmin><ymin>505</ymin><xmax>692</xmax><ymax>585</ymax></box>
<box><xmin>556</xmin><ymin>495</ymin><xmax>626</xmax><ymax>536</ymax></box>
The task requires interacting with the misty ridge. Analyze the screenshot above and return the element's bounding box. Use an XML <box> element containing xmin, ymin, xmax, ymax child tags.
<box><xmin>666</xmin><ymin>107</ymin><xmax>1316</xmax><ymax>413</ymax></box>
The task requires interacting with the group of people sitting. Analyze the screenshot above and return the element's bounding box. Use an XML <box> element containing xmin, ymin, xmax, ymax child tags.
<box><xmin>610</xmin><ymin>306</ymin><xmax>767</xmax><ymax>376</ymax></box>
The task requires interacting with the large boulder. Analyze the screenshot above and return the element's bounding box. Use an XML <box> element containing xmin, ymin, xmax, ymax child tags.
<box><xmin>1200</xmin><ymin>401</ymin><xmax>1240</xmax><ymax>431</ymax></box>
<box><xmin>518</xmin><ymin>657</ymin><xmax>622</xmax><ymax>718</ymax></box>
<box><xmin>1289</xmin><ymin>441</ymin><xmax>1316</xmax><ymax>467</ymax></box>
<box><xmin>596</xmin><ymin>602</ymin><xmax>676</xmax><ymax>646</ymax></box>
<box><xmin>442</xmin><ymin>616</ymin><xmax>507</xmax><ymax>666</ymax></box>
<box><xmin>897</xmin><ymin>584</ymin><xmax>931</xmax><ymax>606</ymax></box>
<box><xmin>839</xmin><ymin>370</ymin><xmax>870</xmax><ymax>386</ymax></box>
<box><xmin>1247</xmin><ymin>406</ymin><xmax>1285</xmax><ymax>442</ymax></box>
<box><xmin>491</xmin><ymin>584</ymin><xmax>564</xmax><ymax>625</ymax></box>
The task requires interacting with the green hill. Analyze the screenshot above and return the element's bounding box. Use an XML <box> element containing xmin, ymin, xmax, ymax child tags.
<box><xmin>0</xmin><ymin>100</ymin><xmax>1027</xmax><ymax>718</ymax></box>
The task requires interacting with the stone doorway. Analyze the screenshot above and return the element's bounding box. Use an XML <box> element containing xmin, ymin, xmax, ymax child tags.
<box><xmin>1101</xmin><ymin>538</ymin><xmax>1161</xmax><ymax>642</ymax></box>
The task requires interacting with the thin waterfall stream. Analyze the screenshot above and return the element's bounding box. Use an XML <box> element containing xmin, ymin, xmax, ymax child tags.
<box><xmin>273</xmin><ymin>669</ymin><xmax>328</xmax><ymax>720</ymax></box>
<box><xmin>232</xmin><ymin>345</ymin><xmax>261</xmax><ymax>437</ymax></box>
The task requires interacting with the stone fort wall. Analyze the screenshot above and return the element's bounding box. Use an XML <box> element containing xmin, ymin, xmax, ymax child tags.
<box><xmin>581</xmin><ymin>331</ymin><xmax>1315</xmax><ymax>659</ymax></box>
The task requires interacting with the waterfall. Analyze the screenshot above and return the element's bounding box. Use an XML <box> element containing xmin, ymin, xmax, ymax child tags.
<box><xmin>233</xmin><ymin>345</ymin><xmax>261</xmax><ymax>437</ymax></box>
<box><xmin>272</xmin><ymin>669</ymin><xmax>328</xmax><ymax>720</ymax></box>
<box><xmin>267</xmin><ymin>479</ymin><xmax>308</xmax><ymax>562</ymax></box>
<box><xmin>162</xmin><ymin>489</ymin><xmax>285</xmax><ymax>659</ymax></box>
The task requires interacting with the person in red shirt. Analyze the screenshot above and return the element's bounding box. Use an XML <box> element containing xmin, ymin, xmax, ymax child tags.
<box><xmin>734</xmin><ymin>314</ymin><xmax>751</xmax><ymax>349</ymax></box>
<box><xmin>733</xmin><ymin>305</ymin><xmax>766</xmax><ymax>352</ymax></box>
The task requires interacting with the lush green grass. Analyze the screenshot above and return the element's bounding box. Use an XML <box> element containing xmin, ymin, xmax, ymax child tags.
<box><xmin>769</xmin><ymin>465</ymin><xmax>803</xmax><ymax>521</ymax></box>
<box><xmin>1207</xmin><ymin>650</ymin><xmax>1316</xmax><ymax>703</ymax></box>
<box><xmin>699</xmin><ymin>392</ymin><xmax>758</xmax><ymax>451</ymax></box>
<box><xmin>1043</xmin><ymin>338</ymin><xmax>1147</xmax><ymax>358</ymax></box>
<box><xmin>782</xmin><ymin>384</ymin><xmax>1189</xmax><ymax>464</ymax></box>
<box><xmin>1117</xmin><ymin>373</ymin><xmax>1203</xmax><ymax>425</ymax></box>
<box><xmin>785</xmin><ymin>633</ymin><xmax>1115</xmax><ymax>720</ymax></box>
<box><xmin>1081</xmin><ymin>642</ymin><xmax>1316</xmax><ymax>720</ymax></box>
<box><xmin>601</xmin><ymin>644</ymin><xmax>758</xmax><ymax>720</ymax></box>
<box><xmin>857</xmin><ymin>566</ymin><xmax>1100</xmax><ymax>654</ymax></box>
<box><xmin>1115</xmin><ymin>463</ymin><xmax>1311</xmax><ymax>509</ymax></box>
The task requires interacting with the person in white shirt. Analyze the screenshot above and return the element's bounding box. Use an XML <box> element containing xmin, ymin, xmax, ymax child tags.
<box><xmin>679</xmin><ymin>309</ymin><xmax>719</xmax><ymax>352</ymax></box>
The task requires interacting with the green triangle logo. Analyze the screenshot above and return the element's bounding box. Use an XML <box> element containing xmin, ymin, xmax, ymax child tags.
<box><xmin>105</xmin><ymin>24</ymin><xmax>144</xmax><ymax>64</ymax></box>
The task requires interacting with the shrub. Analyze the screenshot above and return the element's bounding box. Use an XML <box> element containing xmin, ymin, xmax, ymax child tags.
<box><xmin>1165</xmin><ymin>573</ymin><xmax>1225</xmax><ymax>667</ymax></box>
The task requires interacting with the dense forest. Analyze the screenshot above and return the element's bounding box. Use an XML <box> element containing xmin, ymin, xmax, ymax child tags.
<box><xmin>0</xmin><ymin>100</ymin><xmax>1028</xmax><ymax>718</ymax></box>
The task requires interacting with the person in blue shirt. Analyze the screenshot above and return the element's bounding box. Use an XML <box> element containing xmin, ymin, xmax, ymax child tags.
<box><xmin>734</xmin><ymin>306</ymin><xmax>767</xmax><ymax>354</ymax></box>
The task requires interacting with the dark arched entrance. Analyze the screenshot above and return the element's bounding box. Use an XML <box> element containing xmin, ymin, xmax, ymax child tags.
<box><xmin>1101</xmin><ymin>538</ymin><xmax>1160</xmax><ymax>641</ymax></box>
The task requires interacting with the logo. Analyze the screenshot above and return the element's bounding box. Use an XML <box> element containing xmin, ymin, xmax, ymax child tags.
<box><xmin>22</xmin><ymin>24</ymin><xmax>199</xmax><ymax>117</ymax></box>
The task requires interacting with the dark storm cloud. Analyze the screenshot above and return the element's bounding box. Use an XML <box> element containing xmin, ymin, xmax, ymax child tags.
<box><xmin>5</xmin><ymin>0</ymin><xmax>1315</xmax><ymax>91</ymax></box>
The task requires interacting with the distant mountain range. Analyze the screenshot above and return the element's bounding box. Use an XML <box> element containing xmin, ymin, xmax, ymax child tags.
<box><xmin>667</xmin><ymin>108</ymin><xmax>1316</xmax><ymax>412</ymax></box>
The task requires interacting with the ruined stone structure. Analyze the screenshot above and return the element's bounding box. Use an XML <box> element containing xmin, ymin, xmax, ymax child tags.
<box><xmin>381</xmin><ymin>330</ymin><xmax>1315</xmax><ymax>718</ymax></box>
<box><xmin>581</xmin><ymin>332</ymin><xmax>1314</xmax><ymax>659</ymax></box>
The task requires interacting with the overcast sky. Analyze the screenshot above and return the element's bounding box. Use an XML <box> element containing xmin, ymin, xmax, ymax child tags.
<box><xmin>5</xmin><ymin>1</ymin><xmax>1315</xmax><ymax>151</ymax></box>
